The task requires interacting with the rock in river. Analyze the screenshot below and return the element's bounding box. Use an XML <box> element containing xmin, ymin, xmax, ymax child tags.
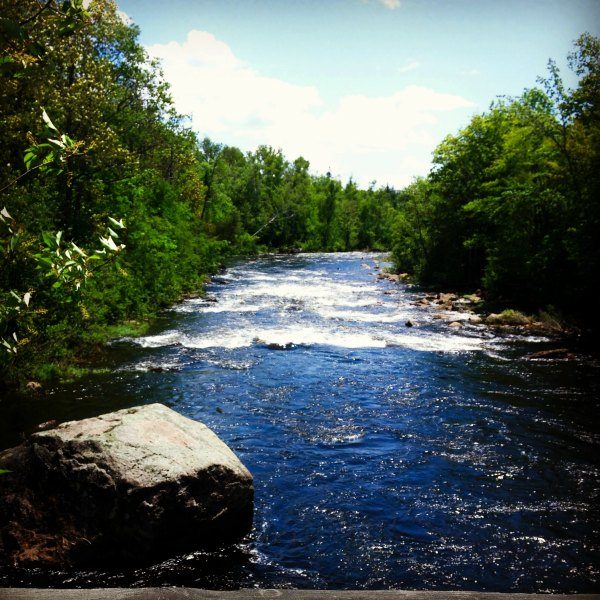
<box><xmin>0</xmin><ymin>403</ymin><xmax>253</xmax><ymax>567</ymax></box>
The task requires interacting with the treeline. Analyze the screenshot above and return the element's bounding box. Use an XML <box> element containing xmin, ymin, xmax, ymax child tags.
<box><xmin>1</xmin><ymin>1</ymin><xmax>598</xmax><ymax>384</ymax></box>
<box><xmin>0</xmin><ymin>0</ymin><xmax>397</xmax><ymax>383</ymax></box>
<box><xmin>190</xmin><ymin>140</ymin><xmax>398</xmax><ymax>254</ymax></box>
<box><xmin>391</xmin><ymin>33</ymin><xmax>599</xmax><ymax>333</ymax></box>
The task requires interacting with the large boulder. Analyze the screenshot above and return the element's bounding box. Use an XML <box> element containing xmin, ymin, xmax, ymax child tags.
<box><xmin>0</xmin><ymin>403</ymin><xmax>253</xmax><ymax>567</ymax></box>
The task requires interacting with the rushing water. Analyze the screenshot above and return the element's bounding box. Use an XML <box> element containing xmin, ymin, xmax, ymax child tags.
<box><xmin>1</xmin><ymin>252</ymin><xmax>599</xmax><ymax>592</ymax></box>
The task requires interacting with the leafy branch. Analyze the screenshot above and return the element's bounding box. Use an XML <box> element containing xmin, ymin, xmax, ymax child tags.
<box><xmin>1</xmin><ymin>109</ymin><xmax>124</xmax><ymax>359</ymax></box>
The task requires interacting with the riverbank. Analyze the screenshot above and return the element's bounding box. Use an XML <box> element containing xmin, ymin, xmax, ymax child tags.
<box><xmin>11</xmin><ymin>253</ymin><xmax>591</xmax><ymax>391</ymax></box>
<box><xmin>1</xmin><ymin>269</ymin><xmax>222</xmax><ymax>393</ymax></box>
<box><xmin>376</xmin><ymin>269</ymin><xmax>586</xmax><ymax>355</ymax></box>
<box><xmin>2</xmin><ymin>319</ymin><xmax>155</xmax><ymax>393</ymax></box>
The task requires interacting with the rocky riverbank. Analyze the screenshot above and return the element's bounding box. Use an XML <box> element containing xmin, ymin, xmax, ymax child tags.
<box><xmin>376</xmin><ymin>269</ymin><xmax>579</xmax><ymax>358</ymax></box>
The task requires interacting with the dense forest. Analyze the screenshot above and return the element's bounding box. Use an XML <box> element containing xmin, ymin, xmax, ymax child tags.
<box><xmin>391</xmin><ymin>33</ymin><xmax>599</xmax><ymax>332</ymax></box>
<box><xmin>1</xmin><ymin>0</ymin><xmax>598</xmax><ymax>385</ymax></box>
<box><xmin>0</xmin><ymin>0</ymin><xmax>398</xmax><ymax>384</ymax></box>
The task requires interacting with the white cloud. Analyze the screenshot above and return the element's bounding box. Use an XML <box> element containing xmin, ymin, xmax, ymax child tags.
<box><xmin>147</xmin><ymin>30</ymin><xmax>473</xmax><ymax>188</ymax></box>
<box><xmin>360</xmin><ymin>0</ymin><xmax>401</xmax><ymax>9</ymax></box>
<box><xmin>117</xmin><ymin>10</ymin><xmax>133</xmax><ymax>25</ymax></box>
<box><xmin>147</xmin><ymin>31</ymin><xmax>321</xmax><ymax>135</ymax></box>
<box><xmin>398</xmin><ymin>59</ymin><xmax>420</xmax><ymax>73</ymax></box>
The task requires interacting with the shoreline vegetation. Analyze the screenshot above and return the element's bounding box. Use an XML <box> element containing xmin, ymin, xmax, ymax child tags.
<box><xmin>377</xmin><ymin>269</ymin><xmax>589</xmax><ymax>360</ymax></box>
<box><xmin>30</xmin><ymin>251</ymin><xmax>586</xmax><ymax>390</ymax></box>
<box><xmin>1</xmin><ymin>1</ymin><xmax>598</xmax><ymax>389</ymax></box>
<box><xmin>378</xmin><ymin>268</ymin><xmax>582</xmax><ymax>346</ymax></box>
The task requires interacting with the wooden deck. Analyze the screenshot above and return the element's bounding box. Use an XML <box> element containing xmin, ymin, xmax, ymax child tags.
<box><xmin>1</xmin><ymin>589</ymin><xmax>599</xmax><ymax>600</ymax></box>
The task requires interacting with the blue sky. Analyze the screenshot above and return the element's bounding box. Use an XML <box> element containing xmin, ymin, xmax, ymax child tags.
<box><xmin>117</xmin><ymin>0</ymin><xmax>600</xmax><ymax>187</ymax></box>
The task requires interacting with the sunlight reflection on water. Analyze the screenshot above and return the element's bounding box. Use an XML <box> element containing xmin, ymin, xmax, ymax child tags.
<box><xmin>1</xmin><ymin>252</ymin><xmax>599</xmax><ymax>591</ymax></box>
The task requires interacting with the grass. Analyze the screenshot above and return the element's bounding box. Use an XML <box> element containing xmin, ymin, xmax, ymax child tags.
<box><xmin>30</xmin><ymin>363</ymin><xmax>112</xmax><ymax>383</ymax></box>
<box><xmin>23</xmin><ymin>320</ymin><xmax>152</xmax><ymax>386</ymax></box>
<box><xmin>485</xmin><ymin>309</ymin><xmax>532</xmax><ymax>326</ymax></box>
<box><xmin>82</xmin><ymin>320</ymin><xmax>152</xmax><ymax>344</ymax></box>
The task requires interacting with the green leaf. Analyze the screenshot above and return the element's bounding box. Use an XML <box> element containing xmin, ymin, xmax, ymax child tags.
<box><xmin>34</xmin><ymin>254</ymin><xmax>52</xmax><ymax>265</ymax></box>
<box><xmin>42</xmin><ymin>231</ymin><xmax>54</xmax><ymax>248</ymax></box>
<box><xmin>0</xmin><ymin>55</ymin><xmax>23</xmax><ymax>77</ymax></box>
<box><xmin>28</xmin><ymin>41</ymin><xmax>47</xmax><ymax>59</ymax></box>
<box><xmin>23</xmin><ymin>151</ymin><xmax>35</xmax><ymax>168</ymax></box>
<box><xmin>99</xmin><ymin>235</ymin><xmax>118</xmax><ymax>251</ymax></box>
<box><xmin>41</xmin><ymin>109</ymin><xmax>58</xmax><ymax>132</ymax></box>
<box><xmin>108</xmin><ymin>217</ymin><xmax>125</xmax><ymax>229</ymax></box>
<box><xmin>71</xmin><ymin>242</ymin><xmax>86</xmax><ymax>257</ymax></box>
<box><xmin>0</xmin><ymin>18</ymin><xmax>25</xmax><ymax>41</ymax></box>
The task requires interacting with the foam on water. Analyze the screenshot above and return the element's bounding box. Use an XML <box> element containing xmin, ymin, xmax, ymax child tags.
<box><xmin>253</xmin><ymin>326</ymin><xmax>387</xmax><ymax>349</ymax></box>
<box><xmin>386</xmin><ymin>331</ymin><xmax>488</xmax><ymax>353</ymax></box>
<box><xmin>124</xmin><ymin>330</ymin><xmax>181</xmax><ymax>348</ymax></box>
<box><xmin>128</xmin><ymin>325</ymin><xmax>490</xmax><ymax>353</ymax></box>
<box><xmin>127</xmin><ymin>258</ymin><xmax>499</xmax><ymax>354</ymax></box>
<box><xmin>319</xmin><ymin>307</ymin><xmax>410</xmax><ymax>323</ymax></box>
<box><xmin>4</xmin><ymin>252</ymin><xmax>599</xmax><ymax>592</ymax></box>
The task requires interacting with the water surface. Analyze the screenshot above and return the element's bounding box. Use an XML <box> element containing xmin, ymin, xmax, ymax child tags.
<box><xmin>1</xmin><ymin>252</ymin><xmax>599</xmax><ymax>591</ymax></box>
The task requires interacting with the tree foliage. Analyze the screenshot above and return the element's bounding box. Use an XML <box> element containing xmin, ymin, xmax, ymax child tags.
<box><xmin>391</xmin><ymin>34</ymin><xmax>599</xmax><ymax>330</ymax></box>
<box><xmin>2</xmin><ymin>3</ymin><xmax>597</xmax><ymax>382</ymax></box>
<box><xmin>0</xmin><ymin>0</ymin><xmax>397</xmax><ymax>383</ymax></box>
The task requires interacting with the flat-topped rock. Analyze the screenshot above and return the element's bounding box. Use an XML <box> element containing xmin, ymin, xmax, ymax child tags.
<box><xmin>0</xmin><ymin>403</ymin><xmax>253</xmax><ymax>567</ymax></box>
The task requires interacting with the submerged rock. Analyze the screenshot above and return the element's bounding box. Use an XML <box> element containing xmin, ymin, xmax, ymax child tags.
<box><xmin>265</xmin><ymin>341</ymin><xmax>295</xmax><ymax>350</ymax></box>
<box><xmin>0</xmin><ymin>403</ymin><xmax>253</xmax><ymax>567</ymax></box>
<box><xmin>526</xmin><ymin>348</ymin><xmax>575</xmax><ymax>360</ymax></box>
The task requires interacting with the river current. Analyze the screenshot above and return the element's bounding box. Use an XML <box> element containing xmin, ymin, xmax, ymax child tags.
<box><xmin>1</xmin><ymin>252</ymin><xmax>599</xmax><ymax>591</ymax></box>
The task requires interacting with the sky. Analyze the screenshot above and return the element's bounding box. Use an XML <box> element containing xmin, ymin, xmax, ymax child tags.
<box><xmin>117</xmin><ymin>0</ymin><xmax>600</xmax><ymax>188</ymax></box>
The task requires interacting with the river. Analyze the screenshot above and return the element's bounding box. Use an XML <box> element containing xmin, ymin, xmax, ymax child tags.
<box><xmin>1</xmin><ymin>252</ymin><xmax>599</xmax><ymax>591</ymax></box>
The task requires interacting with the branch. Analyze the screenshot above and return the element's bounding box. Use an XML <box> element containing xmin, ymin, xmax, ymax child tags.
<box><xmin>19</xmin><ymin>0</ymin><xmax>53</xmax><ymax>26</ymax></box>
<box><xmin>0</xmin><ymin>164</ymin><xmax>44</xmax><ymax>194</ymax></box>
<box><xmin>251</xmin><ymin>210</ymin><xmax>294</xmax><ymax>237</ymax></box>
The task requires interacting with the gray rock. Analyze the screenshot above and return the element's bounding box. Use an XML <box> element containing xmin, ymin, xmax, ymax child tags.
<box><xmin>0</xmin><ymin>403</ymin><xmax>253</xmax><ymax>567</ymax></box>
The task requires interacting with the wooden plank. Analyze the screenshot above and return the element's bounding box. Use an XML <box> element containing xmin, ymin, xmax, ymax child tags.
<box><xmin>1</xmin><ymin>589</ymin><xmax>599</xmax><ymax>600</ymax></box>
